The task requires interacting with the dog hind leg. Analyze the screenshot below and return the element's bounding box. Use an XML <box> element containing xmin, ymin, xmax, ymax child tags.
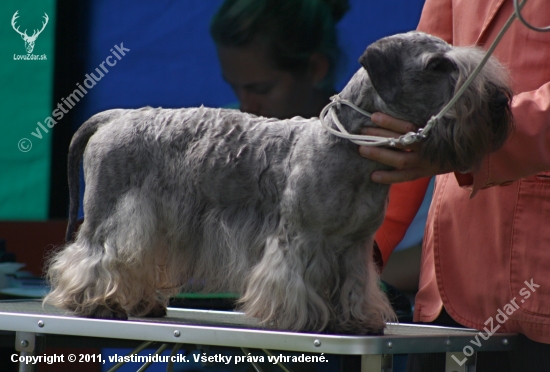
<box><xmin>44</xmin><ymin>236</ymin><xmax>130</xmax><ymax>319</ymax></box>
<box><xmin>45</xmin><ymin>189</ymin><xmax>175</xmax><ymax>319</ymax></box>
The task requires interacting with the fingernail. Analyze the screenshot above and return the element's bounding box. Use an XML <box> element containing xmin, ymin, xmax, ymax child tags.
<box><xmin>372</xmin><ymin>173</ymin><xmax>382</xmax><ymax>182</ymax></box>
<box><xmin>371</xmin><ymin>112</ymin><xmax>380</xmax><ymax>124</ymax></box>
<box><xmin>360</xmin><ymin>147</ymin><xmax>370</xmax><ymax>156</ymax></box>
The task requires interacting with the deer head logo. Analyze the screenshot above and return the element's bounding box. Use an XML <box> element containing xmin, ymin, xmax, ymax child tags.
<box><xmin>11</xmin><ymin>11</ymin><xmax>49</xmax><ymax>54</ymax></box>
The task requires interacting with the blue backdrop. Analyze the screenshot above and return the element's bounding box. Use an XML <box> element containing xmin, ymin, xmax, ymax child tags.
<box><xmin>77</xmin><ymin>0</ymin><xmax>426</xmax><ymax>121</ymax></box>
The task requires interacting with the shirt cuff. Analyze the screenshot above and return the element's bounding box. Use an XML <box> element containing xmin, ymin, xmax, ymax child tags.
<box><xmin>454</xmin><ymin>171</ymin><xmax>474</xmax><ymax>187</ymax></box>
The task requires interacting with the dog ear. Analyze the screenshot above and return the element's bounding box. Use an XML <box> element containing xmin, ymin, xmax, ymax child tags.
<box><xmin>359</xmin><ymin>43</ymin><xmax>403</xmax><ymax>104</ymax></box>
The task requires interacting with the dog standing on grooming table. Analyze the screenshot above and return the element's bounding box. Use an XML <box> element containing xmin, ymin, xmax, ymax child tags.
<box><xmin>45</xmin><ymin>32</ymin><xmax>513</xmax><ymax>334</ymax></box>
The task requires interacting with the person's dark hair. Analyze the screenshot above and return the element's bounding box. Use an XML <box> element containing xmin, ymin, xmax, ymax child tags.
<box><xmin>210</xmin><ymin>0</ymin><xmax>349</xmax><ymax>92</ymax></box>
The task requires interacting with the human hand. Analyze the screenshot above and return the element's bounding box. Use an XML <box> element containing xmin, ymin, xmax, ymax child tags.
<box><xmin>359</xmin><ymin>113</ymin><xmax>452</xmax><ymax>184</ymax></box>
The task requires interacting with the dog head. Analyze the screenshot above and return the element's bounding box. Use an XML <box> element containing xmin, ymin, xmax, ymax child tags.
<box><xmin>358</xmin><ymin>31</ymin><xmax>513</xmax><ymax>172</ymax></box>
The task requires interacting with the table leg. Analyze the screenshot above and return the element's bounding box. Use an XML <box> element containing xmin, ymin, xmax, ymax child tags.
<box><xmin>361</xmin><ymin>354</ymin><xmax>393</xmax><ymax>372</ymax></box>
<box><xmin>15</xmin><ymin>332</ymin><xmax>43</xmax><ymax>372</ymax></box>
<box><xmin>445</xmin><ymin>351</ymin><xmax>477</xmax><ymax>372</ymax></box>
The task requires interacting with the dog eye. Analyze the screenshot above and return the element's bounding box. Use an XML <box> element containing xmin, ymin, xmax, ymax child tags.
<box><xmin>426</xmin><ymin>57</ymin><xmax>454</xmax><ymax>72</ymax></box>
<box><xmin>426</xmin><ymin>60</ymin><xmax>439</xmax><ymax>70</ymax></box>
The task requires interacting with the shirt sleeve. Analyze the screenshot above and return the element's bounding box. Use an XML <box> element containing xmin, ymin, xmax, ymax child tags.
<box><xmin>374</xmin><ymin>177</ymin><xmax>431</xmax><ymax>268</ymax></box>
<box><xmin>464</xmin><ymin>82</ymin><xmax>550</xmax><ymax>195</ymax></box>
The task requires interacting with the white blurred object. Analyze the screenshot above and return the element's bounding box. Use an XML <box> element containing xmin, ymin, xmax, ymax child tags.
<box><xmin>0</xmin><ymin>262</ymin><xmax>25</xmax><ymax>275</ymax></box>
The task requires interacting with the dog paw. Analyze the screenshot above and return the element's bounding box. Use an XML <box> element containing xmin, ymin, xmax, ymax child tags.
<box><xmin>86</xmin><ymin>305</ymin><xmax>128</xmax><ymax>320</ymax></box>
<box><xmin>143</xmin><ymin>304</ymin><xmax>167</xmax><ymax>318</ymax></box>
<box><xmin>325</xmin><ymin>322</ymin><xmax>386</xmax><ymax>336</ymax></box>
<box><xmin>362</xmin><ymin>327</ymin><xmax>385</xmax><ymax>336</ymax></box>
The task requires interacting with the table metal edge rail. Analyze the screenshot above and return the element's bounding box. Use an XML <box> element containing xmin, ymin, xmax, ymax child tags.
<box><xmin>0</xmin><ymin>310</ymin><xmax>518</xmax><ymax>355</ymax></box>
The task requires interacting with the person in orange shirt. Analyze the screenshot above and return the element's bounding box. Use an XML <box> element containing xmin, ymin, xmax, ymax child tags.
<box><xmin>362</xmin><ymin>0</ymin><xmax>550</xmax><ymax>371</ymax></box>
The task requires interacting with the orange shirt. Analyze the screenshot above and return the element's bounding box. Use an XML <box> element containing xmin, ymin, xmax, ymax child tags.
<box><xmin>408</xmin><ymin>0</ymin><xmax>550</xmax><ymax>343</ymax></box>
<box><xmin>375</xmin><ymin>178</ymin><xmax>431</xmax><ymax>267</ymax></box>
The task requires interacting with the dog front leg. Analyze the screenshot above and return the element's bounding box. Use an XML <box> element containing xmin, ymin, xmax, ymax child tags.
<box><xmin>239</xmin><ymin>232</ymin><xmax>334</xmax><ymax>332</ymax></box>
<box><xmin>333</xmin><ymin>237</ymin><xmax>396</xmax><ymax>334</ymax></box>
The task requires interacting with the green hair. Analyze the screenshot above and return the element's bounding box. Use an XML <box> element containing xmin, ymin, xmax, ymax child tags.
<box><xmin>210</xmin><ymin>0</ymin><xmax>349</xmax><ymax>92</ymax></box>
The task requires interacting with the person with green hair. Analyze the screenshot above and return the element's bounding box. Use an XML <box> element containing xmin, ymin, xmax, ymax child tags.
<box><xmin>210</xmin><ymin>0</ymin><xmax>349</xmax><ymax>119</ymax></box>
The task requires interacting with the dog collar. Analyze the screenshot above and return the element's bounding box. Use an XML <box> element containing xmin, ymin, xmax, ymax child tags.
<box><xmin>319</xmin><ymin>95</ymin><xmax>426</xmax><ymax>147</ymax></box>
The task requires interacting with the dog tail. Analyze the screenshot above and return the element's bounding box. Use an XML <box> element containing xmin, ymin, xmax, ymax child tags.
<box><xmin>66</xmin><ymin>109</ymin><xmax>127</xmax><ymax>243</ymax></box>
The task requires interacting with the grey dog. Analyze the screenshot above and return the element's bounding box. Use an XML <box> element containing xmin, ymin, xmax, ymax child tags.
<box><xmin>45</xmin><ymin>31</ymin><xmax>513</xmax><ymax>334</ymax></box>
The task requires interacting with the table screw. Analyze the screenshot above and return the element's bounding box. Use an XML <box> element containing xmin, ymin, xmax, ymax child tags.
<box><xmin>313</xmin><ymin>339</ymin><xmax>321</xmax><ymax>347</ymax></box>
<box><xmin>174</xmin><ymin>330</ymin><xmax>181</xmax><ymax>337</ymax></box>
<box><xmin>37</xmin><ymin>320</ymin><xmax>44</xmax><ymax>328</ymax></box>
<box><xmin>502</xmin><ymin>338</ymin><xmax>509</xmax><ymax>346</ymax></box>
<box><xmin>387</xmin><ymin>341</ymin><xmax>393</xmax><ymax>349</ymax></box>
<box><xmin>20</xmin><ymin>340</ymin><xmax>29</xmax><ymax>348</ymax></box>
<box><xmin>446</xmin><ymin>340</ymin><xmax>451</xmax><ymax>346</ymax></box>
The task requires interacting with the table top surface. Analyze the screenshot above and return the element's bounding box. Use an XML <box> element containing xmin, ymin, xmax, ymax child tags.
<box><xmin>0</xmin><ymin>300</ymin><xmax>518</xmax><ymax>355</ymax></box>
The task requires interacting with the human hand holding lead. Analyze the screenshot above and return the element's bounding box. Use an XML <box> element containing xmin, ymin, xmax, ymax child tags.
<box><xmin>359</xmin><ymin>113</ymin><xmax>453</xmax><ymax>184</ymax></box>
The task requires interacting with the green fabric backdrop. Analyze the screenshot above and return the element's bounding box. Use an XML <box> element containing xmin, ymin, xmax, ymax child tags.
<box><xmin>0</xmin><ymin>1</ymin><xmax>55</xmax><ymax>220</ymax></box>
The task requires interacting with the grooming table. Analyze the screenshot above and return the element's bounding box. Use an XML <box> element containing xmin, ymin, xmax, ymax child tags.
<box><xmin>0</xmin><ymin>300</ymin><xmax>517</xmax><ymax>372</ymax></box>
